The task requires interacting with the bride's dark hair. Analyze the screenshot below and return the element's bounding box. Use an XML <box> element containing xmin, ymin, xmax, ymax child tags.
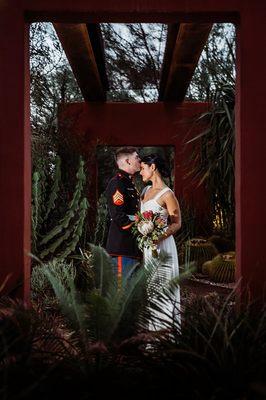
<box><xmin>141</xmin><ymin>153</ymin><xmax>171</xmax><ymax>178</ymax></box>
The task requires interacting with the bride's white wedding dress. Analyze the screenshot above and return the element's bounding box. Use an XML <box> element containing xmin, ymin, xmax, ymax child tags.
<box><xmin>141</xmin><ymin>186</ymin><xmax>181</xmax><ymax>331</ymax></box>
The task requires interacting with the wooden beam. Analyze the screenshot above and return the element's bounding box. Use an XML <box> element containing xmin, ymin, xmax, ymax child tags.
<box><xmin>21</xmin><ymin>0</ymin><xmax>241</xmax><ymax>24</ymax></box>
<box><xmin>53</xmin><ymin>23</ymin><xmax>107</xmax><ymax>101</ymax></box>
<box><xmin>159</xmin><ymin>23</ymin><xmax>213</xmax><ymax>102</ymax></box>
<box><xmin>158</xmin><ymin>24</ymin><xmax>180</xmax><ymax>100</ymax></box>
<box><xmin>86</xmin><ymin>24</ymin><xmax>109</xmax><ymax>91</ymax></box>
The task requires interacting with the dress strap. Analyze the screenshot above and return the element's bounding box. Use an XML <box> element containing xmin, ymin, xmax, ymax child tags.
<box><xmin>141</xmin><ymin>185</ymin><xmax>152</xmax><ymax>199</ymax></box>
<box><xmin>153</xmin><ymin>187</ymin><xmax>172</xmax><ymax>201</ymax></box>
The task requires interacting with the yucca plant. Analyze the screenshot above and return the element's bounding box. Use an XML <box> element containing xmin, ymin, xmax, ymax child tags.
<box><xmin>185</xmin><ymin>81</ymin><xmax>235</xmax><ymax>238</ymax></box>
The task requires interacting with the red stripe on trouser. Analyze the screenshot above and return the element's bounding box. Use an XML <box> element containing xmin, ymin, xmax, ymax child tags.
<box><xmin>117</xmin><ymin>256</ymin><xmax>122</xmax><ymax>286</ymax></box>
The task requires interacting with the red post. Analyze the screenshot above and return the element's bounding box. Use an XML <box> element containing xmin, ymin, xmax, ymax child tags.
<box><xmin>0</xmin><ymin>6</ymin><xmax>31</xmax><ymax>301</ymax></box>
<box><xmin>235</xmin><ymin>9</ymin><xmax>266</xmax><ymax>307</ymax></box>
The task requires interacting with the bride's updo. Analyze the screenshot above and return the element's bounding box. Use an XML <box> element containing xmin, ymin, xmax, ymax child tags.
<box><xmin>141</xmin><ymin>154</ymin><xmax>171</xmax><ymax>178</ymax></box>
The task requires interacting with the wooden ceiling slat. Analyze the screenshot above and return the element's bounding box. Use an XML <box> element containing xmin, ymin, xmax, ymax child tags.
<box><xmin>53</xmin><ymin>23</ymin><xmax>107</xmax><ymax>101</ymax></box>
<box><xmin>159</xmin><ymin>23</ymin><xmax>213</xmax><ymax>102</ymax></box>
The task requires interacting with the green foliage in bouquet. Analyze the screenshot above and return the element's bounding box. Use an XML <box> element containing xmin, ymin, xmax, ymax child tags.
<box><xmin>31</xmin><ymin>155</ymin><xmax>89</xmax><ymax>260</ymax></box>
<box><xmin>132</xmin><ymin>210</ymin><xmax>166</xmax><ymax>255</ymax></box>
<box><xmin>184</xmin><ymin>237</ymin><xmax>218</xmax><ymax>272</ymax></box>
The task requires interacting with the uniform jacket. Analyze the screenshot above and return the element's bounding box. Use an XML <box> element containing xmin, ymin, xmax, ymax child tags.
<box><xmin>105</xmin><ymin>169</ymin><xmax>141</xmax><ymax>258</ymax></box>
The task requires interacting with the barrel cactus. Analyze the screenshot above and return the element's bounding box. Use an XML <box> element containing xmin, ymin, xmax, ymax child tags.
<box><xmin>202</xmin><ymin>260</ymin><xmax>213</xmax><ymax>276</ymax></box>
<box><xmin>185</xmin><ymin>238</ymin><xmax>218</xmax><ymax>272</ymax></box>
<box><xmin>209</xmin><ymin>252</ymin><xmax>236</xmax><ymax>283</ymax></box>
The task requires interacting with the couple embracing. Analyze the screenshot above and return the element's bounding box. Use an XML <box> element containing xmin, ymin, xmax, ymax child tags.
<box><xmin>105</xmin><ymin>147</ymin><xmax>181</xmax><ymax>328</ymax></box>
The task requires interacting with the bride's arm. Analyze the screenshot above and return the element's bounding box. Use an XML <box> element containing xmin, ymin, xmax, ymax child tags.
<box><xmin>159</xmin><ymin>192</ymin><xmax>181</xmax><ymax>241</ymax></box>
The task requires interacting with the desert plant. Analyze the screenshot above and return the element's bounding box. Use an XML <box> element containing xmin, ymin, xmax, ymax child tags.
<box><xmin>184</xmin><ymin>238</ymin><xmax>218</xmax><ymax>272</ymax></box>
<box><xmin>37</xmin><ymin>245</ymin><xmax>135</xmax><ymax>345</ymax></box>
<box><xmin>35</xmin><ymin>245</ymin><xmax>184</xmax><ymax>347</ymax></box>
<box><xmin>1</xmin><ymin>280</ymin><xmax>266</xmax><ymax>399</ymax></box>
<box><xmin>186</xmin><ymin>82</ymin><xmax>235</xmax><ymax>238</ymax></box>
<box><xmin>31</xmin><ymin>156</ymin><xmax>89</xmax><ymax>261</ymax></box>
<box><xmin>202</xmin><ymin>259</ymin><xmax>213</xmax><ymax>275</ymax></box>
<box><xmin>31</xmin><ymin>259</ymin><xmax>76</xmax><ymax>310</ymax></box>
<box><xmin>93</xmin><ymin>193</ymin><xmax>109</xmax><ymax>247</ymax></box>
<box><xmin>208</xmin><ymin>252</ymin><xmax>236</xmax><ymax>283</ymax></box>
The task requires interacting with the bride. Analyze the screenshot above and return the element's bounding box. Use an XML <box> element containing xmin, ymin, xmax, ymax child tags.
<box><xmin>139</xmin><ymin>154</ymin><xmax>181</xmax><ymax>331</ymax></box>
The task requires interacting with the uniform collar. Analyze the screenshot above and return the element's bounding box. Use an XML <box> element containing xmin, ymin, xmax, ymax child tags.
<box><xmin>117</xmin><ymin>169</ymin><xmax>133</xmax><ymax>181</ymax></box>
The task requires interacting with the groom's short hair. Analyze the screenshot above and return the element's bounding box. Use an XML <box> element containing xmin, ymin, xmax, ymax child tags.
<box><xmin>115</xmin><ymin>146</ymin><xmax>138</xmax><ymax>163</ymax></box>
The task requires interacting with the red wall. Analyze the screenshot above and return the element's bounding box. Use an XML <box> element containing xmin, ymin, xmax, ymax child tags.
<box><xmin>58</xmin><ymin>101</ymin><xmax>211</xmax><ymax>233</ymax></box>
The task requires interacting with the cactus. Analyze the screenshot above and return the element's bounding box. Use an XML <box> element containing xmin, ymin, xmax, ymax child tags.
<box><xmin>93</xmin><ymin>192</ymin><xmax>109</xmax><ymax>247</ymax></box>
<box><xmin>184</xmin><ymin>238</ymin><xmax>218</xmax><ymax>272</ymax></box>
<box><xmin>209</xmin><ymin>252</ymin><xmax>236</xmax><ymax>283</ymax></box>
<box><xmin>32</xmin><ymin>168</ymin><xmax>47</xmax><ymax>254</ymax></box>
<box><xmin>32</xmin><ymin>156</ymin><xmax>89</xmax><ymax>261</ymax></box>
<box><xmin>202</xmin><ymin>260</ymin><xmax>213</xmax><ymax>276</ymax></box>
<box><xmin>43</xmin><ymin>156</ymin><xmax>61</xmax><ymax>222</ymax></box>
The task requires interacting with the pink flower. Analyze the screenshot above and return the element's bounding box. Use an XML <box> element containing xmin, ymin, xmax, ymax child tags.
<box><xmin>134</xmin><ymin>214</ymin><xmax>140</xmax><ymax>222</ymax></box>
<box><xmin>142</xmin><ymin>210</ymin><xmax>154</xmax><ymax>220</ymax></box>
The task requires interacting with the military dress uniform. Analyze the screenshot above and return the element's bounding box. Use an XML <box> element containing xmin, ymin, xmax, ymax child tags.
<box><xmin>105</xmin><ymin>169</ymin><xmax>141</xmax><ymax>284</ymax></box>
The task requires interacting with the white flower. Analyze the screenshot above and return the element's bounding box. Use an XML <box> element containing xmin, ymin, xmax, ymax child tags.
<box><xmin>137</xmin><ymin>221</ymin><xmax>154</xmax><ymax>236</ymax></box>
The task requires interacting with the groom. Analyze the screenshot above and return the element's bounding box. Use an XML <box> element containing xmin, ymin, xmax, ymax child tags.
<box><xmin>105</xmin><ymin>146</ymin><xmax>141</xmax><ymax>284</ymax></box>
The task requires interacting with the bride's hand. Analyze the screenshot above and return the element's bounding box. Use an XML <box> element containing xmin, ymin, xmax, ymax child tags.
<box><xmin>154</xmin><ymin>232</ymin><xmax>168</xmax><ymax>244</ymax></box>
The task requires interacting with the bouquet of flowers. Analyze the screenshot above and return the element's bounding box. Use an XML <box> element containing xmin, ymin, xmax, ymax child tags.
<box><xmin>132</xmin><ymin>210</ymin><xmax>166</xmax><ymax>256</ymax></box>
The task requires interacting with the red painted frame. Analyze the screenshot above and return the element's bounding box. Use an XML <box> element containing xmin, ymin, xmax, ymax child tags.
<box><xmin>58</xmin><ymin>102</ymin><xmax>212</xmax><ymax>235</ymax></box>
<box><xmin>1</xmin><ymin>1</ymin><xmax>266</xmax><ymax>306</ymax></box>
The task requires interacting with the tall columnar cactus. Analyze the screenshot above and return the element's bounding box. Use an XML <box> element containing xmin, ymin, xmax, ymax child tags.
<box><xmin>32</xmin><ymin>164</ymin><xmax>49</xmax><ymax>254</ymax></box>
<box><xmin>31</xmin><ymin>156</ymin><xmax>89</xmax><ymax>260</ymax></box>
<box><xmin>93</xmin><ymin>193</ymin><xmax>109</xmax><ymax>247</ymax></box>
<box><xmin>43</xmin><ymin>156</ymin><xmax>61</xmax><ymax>222</ymax></box>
